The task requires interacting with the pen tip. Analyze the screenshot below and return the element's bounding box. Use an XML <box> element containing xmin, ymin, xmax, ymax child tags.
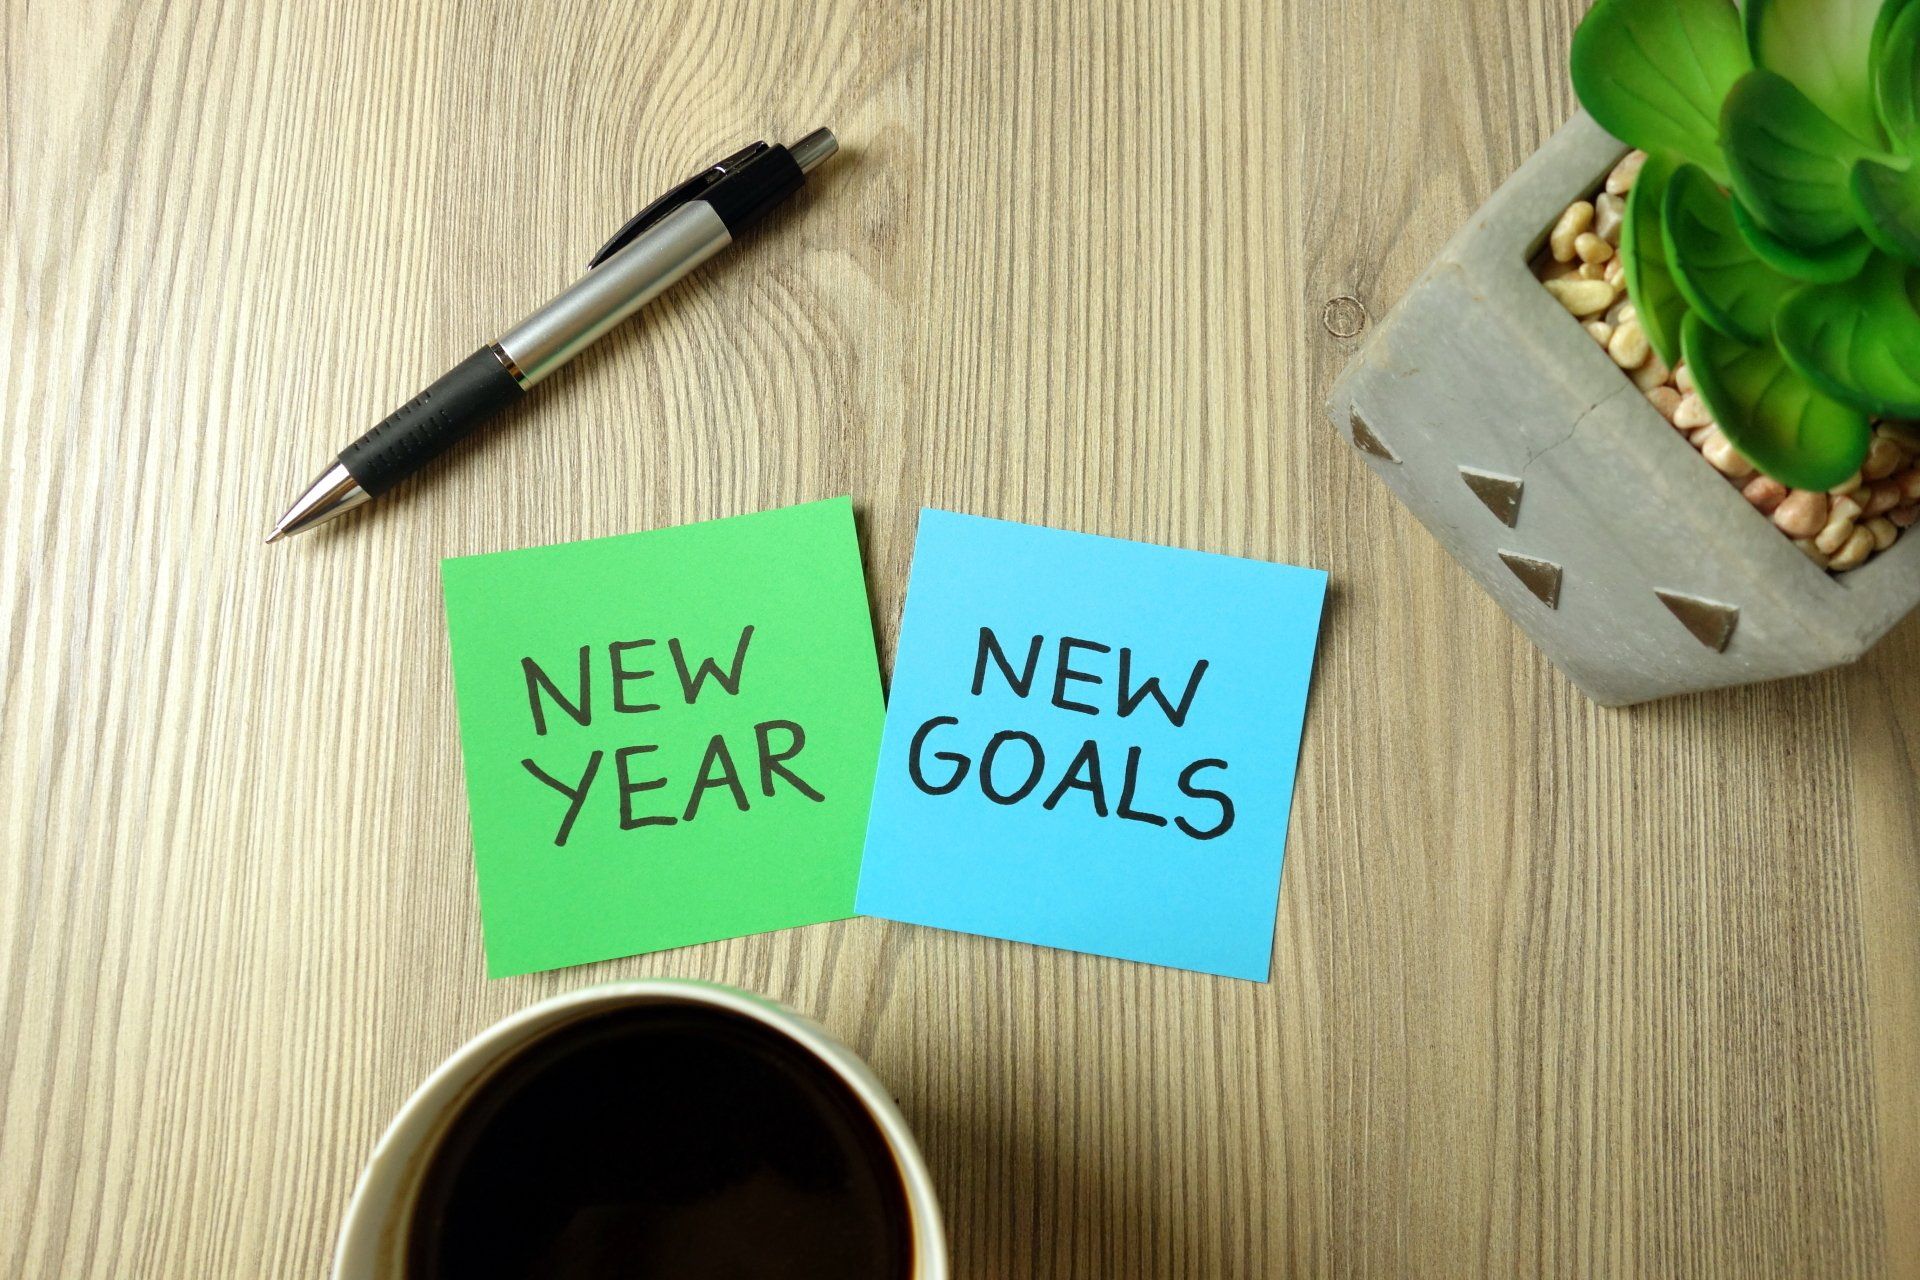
<box><xmin>265</xmin><ymin>527</ymin><xmax>285</xmax><ymax>545</ymax></box>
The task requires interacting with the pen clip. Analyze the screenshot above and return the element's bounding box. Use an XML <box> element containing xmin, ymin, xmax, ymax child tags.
<box><xmin>587</xmin><ymin>141</ymin><xmax>769</xmax><ymax>269</ymax></box>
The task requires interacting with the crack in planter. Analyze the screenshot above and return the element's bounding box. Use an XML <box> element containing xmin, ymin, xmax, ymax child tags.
<box><xmin>1520</xmin><ymin>380</ymin><xmax>1637</xmax><ymax>475</ymax></box>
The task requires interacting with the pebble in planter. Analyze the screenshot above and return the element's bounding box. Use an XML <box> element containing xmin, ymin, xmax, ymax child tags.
<box><xmin>1326</xmin><ymin>0</ymin><xmax>1920</xmax><ymax>706</ymax></box>
<box><xmin>1534</xmin><ymin>151</ymin><xmax>1920</xmax><ymax>574</ymax></box>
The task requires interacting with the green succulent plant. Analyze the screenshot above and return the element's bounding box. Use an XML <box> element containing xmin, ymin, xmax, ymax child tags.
<box><xmin>1570</xmin><ymin>0</ymin><xmax>1920</xmax><ymax>490</ymax></box>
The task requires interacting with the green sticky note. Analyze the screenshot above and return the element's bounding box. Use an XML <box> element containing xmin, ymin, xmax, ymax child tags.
<box><xmin>441</xmin><ymin>498</ymin><xmax>884</xmax><ymax>977</ymax></box>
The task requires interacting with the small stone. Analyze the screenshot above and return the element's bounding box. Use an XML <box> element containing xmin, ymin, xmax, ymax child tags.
<box><xmin>1550</xmin><ymin>201</ymin><xmax>1596</xmax><ymax>262</ymax></box>
<box><xmin>1631</xmin><ymin>353</ymin><xmax>1671</xmax><ymax>391</ymax></box>
<box><xmin>1594</xmin><ymin>192</ymin><xmax>1625</xmax><ymax>244</ymax></box>
<box><xmin>1815</xmin><ymin>513</ymin><xmax>1857</xmax><ymax>556</ymax></box>
<box><xmin>1864</xmin><ymin>480</ymin><xmax>1902</xmax><ymax>517</ymax></box>
<box><xmin>1891</xmin><ymin>504</ymin><xmax>1920</xmax><ymax>528</ymax></box>
<box><xmin>1829</xmin><ymin>470</ymin><xmax>1863</xmax><ymax>496</ymax></box>
<box><xmin>1878</xmin><ymin>422</ymin><xmax>1920</xmax><ymax>451</ymax></box>
<box><xmin>1544</xmin><ymin>277</ymin><xmax>1615</xmax><ymax>317</ymax></box>
<box><xmin>1864</xmin><ymin>436</ymin><xmax>1906</xmax><ymax>480</ymax></box>
<box><xmin>1867</xmin><ymin>516</ymin><xmax>1899</xmax><ymax>551</ymax></box>
<box><xmin>1608</xmin><ymin>321</ymin><xmax>1650</xmax><ymax>369</ymax></box>
<box><xmin>1603</xmin><ymin>256</ymin><xmax>1625</xmax><ymax>288</ymax></box>
<box><xmin>1578</xmin><ymin>261</ymin><xmax>1608</xmax><ymax>280</ymax></box>
<box><xmin>1898</xmin><ymin>467</ymin><xmax>1920</xmax><ymax>502</ymax></box>
<box><xmin>1606</xmin><ymin>151</ymin><xmax>1647</xmax><ymax>196</ymax></box>
<box><xmin>1701</xmin><ymin>429</ymin><xmax>1754</xmax><ymax>478</ymax></box>
<box><xmin>1672</xmin><ymin>393</ymin><xmax>1714</xmax><ymax>429</ymax></box>
<box><xmin>1575</xmin><ymin>232</ymin><xmax>1613</xmax><ymax>264</ymax></box>
<box><xmin>1772</xmin><ymin>490</ymin><xmax>1829</xmax><ymax>538</ymax></box>
<box><xmin>1828</xmin><ymin>525</ymin><xmax>1875</xmax><ymax>571</ymax></box>
<box><xmin>1646</xmin><ymin>386</ymin><xmax>1682</xmax><ymax>421</ymax></box>
<box><xmin>1832</xmin><ymin>494</ymin><xmax>1864</xmax><ymax>523</ymax></box>
<box><xmin>1674</xmin><ymin>363</ymin><xmax>1695</xmax><ymax>395</ymax></box>
<box><xmin>1742</xmin><ymin>474</ymin><xmax>1787</xmax><ymax>513</ymax></box>
<box><xmin>1584</xmin><ymin>320</ymin><xmax>1613</xmax><ymax>347</ymax></box>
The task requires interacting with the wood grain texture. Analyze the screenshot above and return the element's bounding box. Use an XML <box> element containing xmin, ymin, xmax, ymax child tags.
<box><xmin>3</xmin><ymin>0</ymin><xmax>1916</xmax><ymax>1275</ymax></box>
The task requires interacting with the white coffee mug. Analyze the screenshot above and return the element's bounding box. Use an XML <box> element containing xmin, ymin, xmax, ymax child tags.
<box><xmin>333</xmin><ymin>979</ymin><xmax>948</xmax><ymax>1278</ymax></box>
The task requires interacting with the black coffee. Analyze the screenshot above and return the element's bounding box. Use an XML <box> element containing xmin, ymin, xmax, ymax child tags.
<box><xmin>406</xmin><ymin>1005</ymin><xmax>913</xmax><ymax>1279</ymax></box>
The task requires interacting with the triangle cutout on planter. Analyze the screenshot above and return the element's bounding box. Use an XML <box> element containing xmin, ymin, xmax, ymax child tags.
<box><xmin>1348</xmin><ymin>409</ymin><xmax>1399</xmax><ymax>462</ymax></box>
<box><xmin>1459</xmin><ymin>467</ymin><xmax>1523</xmax><ymax>527</ymax></box>
<box><xmin>1655</xmin><ymin>589</ymin><xmax>1738</xmax><ymax>652</ymax></box>
<box><xmin>1498</xmin><ymin>551</ymin><xmax>1561</xmax><ymax>609</ymax></box>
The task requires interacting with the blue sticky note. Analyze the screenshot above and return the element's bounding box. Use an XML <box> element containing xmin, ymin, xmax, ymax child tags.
<box><xmin>856</xmin><ymin>510</ymin><xmax>1327</xmax><ymax>981</ymax></box>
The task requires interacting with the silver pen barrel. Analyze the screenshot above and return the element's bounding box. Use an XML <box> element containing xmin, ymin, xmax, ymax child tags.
<box><xmin>495</xmin><ymin>129</ymin><xmax>836</xmax><ymax>390</ymax></box>
<box><xmin>496</xmin><ymin>203</ymin><xmax>732</xmax><ymax>387</ymax></box>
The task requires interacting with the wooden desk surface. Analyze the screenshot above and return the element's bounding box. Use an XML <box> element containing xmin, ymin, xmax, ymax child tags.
<box><xmin>5</xmin><ymin>0</ymin><xmax>1917</xmax><ymax>1275</ymax></box>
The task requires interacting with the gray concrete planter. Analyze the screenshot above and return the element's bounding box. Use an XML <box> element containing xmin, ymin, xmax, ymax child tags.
<box><xmin>1327</xmin><ymin>111</ymin><xmax>1920</xmax><ymax>706</ymax></box>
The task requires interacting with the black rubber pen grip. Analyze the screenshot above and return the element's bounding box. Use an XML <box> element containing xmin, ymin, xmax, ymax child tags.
<box><xmin>338</xmin><ymin>347</ymin><xmax>524</xmax><ymax>496</ymax></box>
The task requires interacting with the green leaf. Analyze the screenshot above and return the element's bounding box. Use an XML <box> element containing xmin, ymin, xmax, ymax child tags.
<box><xmin>1776</xmin><ymin>254</ymin><xmax>1920</xmax><ymax>416</ymax></box>
<box><xmin>1875</xmin><ymin>0</ymin><xmax>1920</xmax><ymax>61</ymax></box>
<box><xmin>1730</xmin><ymin>196</ymin><xmax>1875</xmax><ymax>282</ymax></box>
<box><xmin>1661</xmin><ymin>163</ymin><xmax>1797</xmax><ymax>343</ymax></box>
<box><xmin>1745</xmin><ymin>0</ymin><xmax>1886</xmax><ymax>148</ymax></box>
<box><xmin>1571</xmin><ymin>0</ymin><xmax>1749</xmax><ymax>183</ymax></box>
<box><xmin>1850</xmin><ymin>156</ymin><xmax>1920</xmax><ymax>263</ymax></box>
<box><xmin>1682</xmin><ymin>311</ymin><xmax>1871</xmax><ymax>491</ymax></box>
<box><xmin>1722</xmin><ymin>70</ymin><xmax>1890</xmax><ymax>249</ymax></box>
<box><xmin>1873</xmin><ymin>0</ymin><xmax>1920</xmax><ymax>143</ymax></box>
<box><xmin>1620</xmin><ymin>152</ymin><xmax>1689</xmax><ymax>367</ymax></box>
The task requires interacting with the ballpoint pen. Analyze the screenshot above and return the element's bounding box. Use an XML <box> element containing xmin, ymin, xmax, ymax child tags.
<box><xmin>267</xmin><ymin>127</ymin><xmax>839</xmax><ymax>542</ymax></box>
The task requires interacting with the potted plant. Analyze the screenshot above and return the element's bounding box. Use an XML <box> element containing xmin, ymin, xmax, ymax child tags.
<box><xmin>1328</xmin><ymin>0</ymin><xmax>1920</xmax><ymax>705</ymax></box>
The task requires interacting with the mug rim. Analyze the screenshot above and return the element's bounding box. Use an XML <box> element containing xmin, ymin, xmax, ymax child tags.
<box><xmin>332</xmin><ymin>978</ymin><xmax>948</xmax><ymax>1279</ymax></box>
